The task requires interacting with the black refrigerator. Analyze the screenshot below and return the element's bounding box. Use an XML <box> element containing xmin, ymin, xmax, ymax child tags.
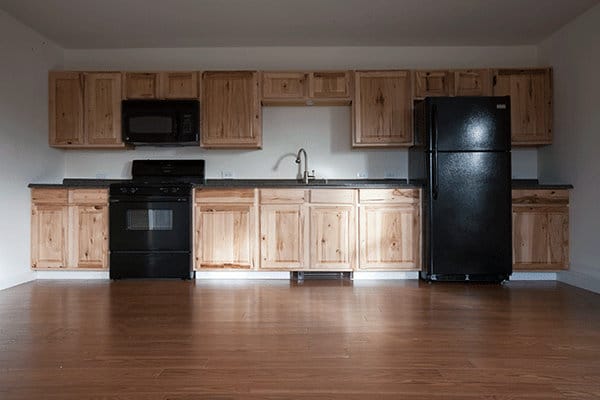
<box><xmin>409</xmin><ymin>97</ymin><xmax>512</xmax><ymax>282</ymax></box>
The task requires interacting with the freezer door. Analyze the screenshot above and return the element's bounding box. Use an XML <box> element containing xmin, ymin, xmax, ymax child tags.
<box><xmin>429</xmin><ymin>152</ymin><xmax>512</xmax><ymax>276</ymax></box>
<box><xmin>427</xmin><ymin>97</ymin><xmax>511</xmax><ymax>152</ymax></box>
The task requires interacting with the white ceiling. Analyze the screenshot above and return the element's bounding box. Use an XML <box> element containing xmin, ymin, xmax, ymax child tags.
<box><xmin>0</xmin><ymin>0</ymin><xmax>598</xmax><ymax>49</ymax></box>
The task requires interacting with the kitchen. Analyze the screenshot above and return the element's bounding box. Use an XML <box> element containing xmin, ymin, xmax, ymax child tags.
<box><xmin>1</xmin><ymin>1</ymin><xmax>600</xmax><ymax>398</ymax></box>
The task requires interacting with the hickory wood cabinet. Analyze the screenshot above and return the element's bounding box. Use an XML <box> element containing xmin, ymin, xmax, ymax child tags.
<box><xmin>358</xmin><ymin>189</ymin><xmax>421</xmax><ymax>271</ymax></box>
<box><xmin>512</xmin><ymin>189</ymin><xmax>569</xmax><ymax>271</ymax></box>
<box><xmin>194</xmin><ymin>189</ymin><xmax>258</xmax><ymax>269</ymax></box>
<box><xmin>260</xmin><ymin>71</ymin><xmax>352</xmax><ymax>105</ymax></box>
<box><xmin>353</xmin><ymin>70</ymin><xmax>413</xmax><ymax>147</ymax></box>
<box><xmin>49</xmin><ymin>71</ymin><xmax>124</xmax><ymax>148</ymax></box>
<box><xmin>122</xmin><ymin>71</ymin><xmax>199</xmax><ymax>99</ymax></box>
<box><xmin>31</xmin><ymin>188</ymin><xmax>108</xmax><ymax>270</ymax></box>
<box><xmin>201</xmin><ymin>71</ymin><xmax>262</xmax><ymax>148</ymax></box>
<box><xmin>493</xmin><ymin>68</ymin><xmax>553</xmax><ymax>145</ymax></box>
<box><xmin>413</xmin><ymin>69</ymin><xmax>492</xmax><ymax>98</ymax></box>
<box><xmin>259</xmin><ymin>189</ymin><xmax>357</xmax><ymax>271</ymax></box>
<box><xmin>259</xmin><ymin>189</ymin><xmax>307</xmax><ymax>270</ymax></box>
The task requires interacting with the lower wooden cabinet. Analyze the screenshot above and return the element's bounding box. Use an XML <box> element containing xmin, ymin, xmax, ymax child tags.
<box><xmin>31</xmin><ymin>188</ymin><xmax>108</xmax><ymax>270</ymax></box>
<box><xmin>309</xmin><ymin>205</ymin><xmax>356</xmax><ymax>270</ymax></box>
<box><xmin>193</xmin><ymin>189</ymin><xmax>258</xmax><ymax>270</ymax></box>
<box><xmin>512</xmin><ymin>189</ymin><xmax>569</xmax><ymax>270</ymax></box>
<box><xmin>260</xmin><ymin>204</ymin><xmax>305</xmax><ymax>270</ymax></box>
<box><xmin>357</xmin><ymin>189</ymin><xmax>422</xmax><ymax>271</ymax></box>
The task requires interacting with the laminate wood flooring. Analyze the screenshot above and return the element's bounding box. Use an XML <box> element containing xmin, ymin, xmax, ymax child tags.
<box><xmin>0</xmin><ymin>279</ymin><xmax>599</xmax><ymax>399</ymax></box>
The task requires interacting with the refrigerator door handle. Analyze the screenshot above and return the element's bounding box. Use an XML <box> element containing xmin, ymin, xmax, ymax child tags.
<box><xmin>432</xmin><ymin>104</ymin><xmax>439</xmax><ymax>200</ymax></box>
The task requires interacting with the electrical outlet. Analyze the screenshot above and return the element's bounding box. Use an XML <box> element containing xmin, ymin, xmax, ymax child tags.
<box><xmin>356</xmin><ymin>171</ymin><xmax>368</xmax><ymax>179</ymax></box>
<box><xmin>221</xmin><ymin>170</ymin><xmax>234</xmax><ymax>179</ymax></box>
<box><xmin>95</xmin><ymin>172</ymin><xmax>107</xmax><ymax>179</ymax></box>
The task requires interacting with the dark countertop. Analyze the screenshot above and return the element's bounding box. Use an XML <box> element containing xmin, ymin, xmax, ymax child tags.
<box><xmin>511</xmin><ymin>180</ymin><xmax>573</xmax><ymax>190</ymax></box>
<box><xmin>201</xmin><ymin>179</ymin><xmax>421</xmax><ymax>189</ymax></box>
<box><xmin>29</xmin><ymin>178</ymin><xmax>573</xmax><ymax>190</ymax></box>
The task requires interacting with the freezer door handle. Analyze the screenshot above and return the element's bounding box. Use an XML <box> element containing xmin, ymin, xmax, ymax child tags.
<box><xmin>432</xmin><ymin>104</ymin><xmax>439</xmax><ymax>200</ymax></box>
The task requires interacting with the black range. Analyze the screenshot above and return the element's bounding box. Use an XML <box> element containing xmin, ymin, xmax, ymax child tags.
<box><xmin>108</xmin><ymin>159</ymin><xmax>205</xmax><ymax>279</ymax></box>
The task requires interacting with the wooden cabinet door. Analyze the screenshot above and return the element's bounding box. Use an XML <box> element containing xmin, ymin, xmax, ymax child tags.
<box><xmin>70</xmin><ymin>205</ymin><xmax>108</xmax><ymax>269</ymax></box>
<box><xmin>31</xmin><ymin>204</ymin><xmax>68</xmax><ymax>269</ymax></box>
<box><xmin>493</xmin><ymin>68</ymin><xmax>552</xmax><ymax>145</ymax></box>
<box><xmin>414</xmin><ymin>70</ymin><xmax>450</xmax><ymax>98</ymax></box>
<box><xmin>49</xmin><ymin>72</ymin><xmax>84</xmax><ymax>146</ymax></box>
<box><xmin>353</xmin><ymin>71</ymin><xmax>412</xmax><ymax>147</ymax></box>
<box><xmin>260</xmin><ymin>204</ymin><xmax>306</xmax><ymax>270</ymax></box>
<box><xmin>309</xmin><ymin>205</ymin><xmax>355</xmax><ymax>270</ymax></box>
<box><xmin>452</xmin><ymin>69</ymin><xmax>492</xmax><ymax>96</ymax></box>
<box><xmin>261</xmin><ymin>72</ymin><xmax>307</xmax><ymax>101</ymax></box>
<box><xmin>123</xmin><ymin>72</ymin><xmax>160</xmax><ymax>99</ymax></box>
<box><xmin>194</xmin><ymin>204</ymin><xmax>256</xmax><ymax>269</ymax></box>
<box><xmin>84</xmin><ymin>73</ymin><xmax>123</xmax><ymax>146</ymax></box>
<box><xmin>512</xmin><ymin>206</ymin><xmax>569</xmax><ymax>270</ymax></box>
<box><xmin>161</xmin><ymin>72</ymin><xmax>198</xmax><ymax>99</ymax></box>
<box><xmin>309</xmin><ymin>71</ymin><xmax>351</xmax><ymax>99</ymax></box>
<box><xmin>359</xmin><ymin>205</ymin><xmax>420</xmax><ymax>270</ymax></box>
<box><xmin>202</xmin><ymin>71</ymin><xmax>261</xmax><ymax>148</ymax></box>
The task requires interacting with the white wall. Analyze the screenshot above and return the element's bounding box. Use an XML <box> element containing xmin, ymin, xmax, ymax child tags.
<box><xmin>63</xmin><ymin>46</ymin><xmax>540</xmax><ymax>179</ymax></box>
<box><xmin>0</xmin><ymin>10</ymin><xmax>64</xmax><ymax>290</ymax></box>
<box><xmin>538</xmin><ymin>4</ymin><xmax>600</xmax><ymax>292</ymax></box>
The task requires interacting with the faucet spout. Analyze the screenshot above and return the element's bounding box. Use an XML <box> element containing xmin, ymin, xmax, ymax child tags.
<box><xmin>294</xmin><ymin>148</ymin><xmax>315</xmax><ymax>184</ymax></box>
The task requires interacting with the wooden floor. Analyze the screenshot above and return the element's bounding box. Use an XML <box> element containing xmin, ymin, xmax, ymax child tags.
<box><xmin>0</xmin><ymin>279</ymin><xmax>599</xmax><ymax>399</ymax></box>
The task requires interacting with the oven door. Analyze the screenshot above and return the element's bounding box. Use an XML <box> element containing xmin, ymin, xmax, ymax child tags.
<box><xmin>109</xmin><ymin>198</ymin><xmax>191</xmax><ymax>252</ymax></box>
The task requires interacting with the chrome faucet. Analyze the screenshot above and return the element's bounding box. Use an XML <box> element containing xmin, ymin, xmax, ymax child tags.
<box><xmin>295</xmin><ymin>148</ymin><xmax>315</xmax><ymax>184</ymax></box>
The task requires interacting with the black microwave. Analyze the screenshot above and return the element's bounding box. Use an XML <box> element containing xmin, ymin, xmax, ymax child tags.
<box><xmin>122</xmin><ymin>100</ymin><xmax>200</xmax><ymax>146</ymax></box>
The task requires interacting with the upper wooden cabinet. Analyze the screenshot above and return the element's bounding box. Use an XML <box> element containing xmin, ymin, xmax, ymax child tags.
<box><xmin>261</xmin><ymin>71</ymin><xmax>351</xmax><ymax>105</ymax></box>
<box><xmin>49</xmin><ymin>72</ymin><xmax>84</xmax><ymax>146</ymax></box>
<box><xmin>451</xmin><ymin>69</ymin><xmax>492</xmax><ymax>96</ymax></box>
<box><xmin>31</xmin><ymin>188</ymin><xmax>108</xmax><ymax>270</ymax></box>
<box><xmin>202</xmin><ymin>71</ymin><xmax>261</xmax><ymax>148</ymax></box>
<box><xmin>353</xmin><ymin>70</ymin><xmax>413</xmax><ymax>147</ymax></box>
<box><xmin>414</xmin><ymin>70</ymin><xmax>451</xmax><ymax>98</ymax></box>
<box><xmin>493</xmin><ymin>68</ymin><xmax>553</xmax><ymax>145</ymax></box>
<box><xmin>261</xmin><ymin>72</ymin><xmax>307</xmax><ymax>102</ymax></box>
<box><xmin>512</xmin><ymin>189</ymin><xmax>569</xmax><ymax>271</ymax></box>
<box><xmin>309</xmin><ymin>71</ymin><xmax>351</xmax><ymax>100</ymax></box>
<box><xmin>122</xmin><ymin>72</ymin><xmax>160</xmax><ymax>99</ymax></box>
<box><xmin>84</xmin><ymin>73</ymin><xmax>122</xmax><ymax>146</ymax></box>
<box><xmin>123</xmin><ymin>72</ymin><xmax>198</xmax><ymax>99</ymax></box>
<box><xmin>161</xmin><ymin>72</ymin><xmax>199</xmax><ymax>99</ymax></box>
<box><xmin>49</xmin><ymin>72</ymin><xmax>124</xmax><ymax>148</ymax></box>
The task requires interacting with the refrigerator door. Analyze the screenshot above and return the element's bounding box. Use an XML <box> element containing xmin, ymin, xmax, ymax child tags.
<box><xmin>428</xmin><ymin>151</ymin><xmax>512</xmax><ymax>278</ymax></box>
<box><xmin>427</xmin><ymin>97</ymin><xmax>511</xmax><ymax>152</ymax></box>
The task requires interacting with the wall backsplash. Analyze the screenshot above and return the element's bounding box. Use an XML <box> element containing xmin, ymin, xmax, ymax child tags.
<box><xmin>64</xmin><ymin>106</ymin><xmax>538</xmax><ymax>180</ymax></box>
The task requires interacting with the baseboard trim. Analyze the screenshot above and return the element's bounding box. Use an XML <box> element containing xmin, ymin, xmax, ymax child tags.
<box><xmin>511</xmin><ymin>272</ymin><xmax>557</xmax><ymax>281</ymax></box>
<box><xmin>558</xmin><ymin>270</ymin><xmax>600</xmax><ymax>294</ymax></box>
<box><xmin>195</xmin><ymin>271</ymin><xmax>290</xmax><ymax>280</ymax></box>
<box><xmin>36</xmin><ymin>271</ymin><xmax>110</xmax><ymax>280</ymax></box>
<box><xmin>0</xmin><ymin>271</ymin><xmax>36</xmax><ymax>291</ymax></box>
<box><xmin>353</xmin><ymin>271</ymin><xmax>420</xmax><ymax>280</ymax></box>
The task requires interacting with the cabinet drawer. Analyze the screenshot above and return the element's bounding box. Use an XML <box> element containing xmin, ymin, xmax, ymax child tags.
<box><xmin>359</xmin><ymin>189</ymin><xmax>420</xmax><ymax>204</ymax></box>
<box><xmin>260</xmin><ymin>189</ymin><xmax>307</xmax><ymax>204</ymax></box>
<box><xmin>68</xmin><ymin>189</ymin><xmax>108</xmax><ymax>204</ymax></box>
<box><xmin>195</xmin><ymin>189</ymin><xmax>256</xmax><ymax>203</ymax></box>
<box><xmin>512</xmin><ymin>189</ymin><xmax>569</xmax><ymax>205</ymax></box>
<box><xmin>310</xmin><ymin>189</ymin><xmax>356</xmax><ymax>204</ymax></box>
<box><xmin>31</xmin><ymin>188</ymin><xmax>68</xmax><ymax>204</ymax></box>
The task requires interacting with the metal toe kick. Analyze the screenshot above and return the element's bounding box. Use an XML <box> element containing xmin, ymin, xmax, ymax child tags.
<box><xmin>292</xmin><ymin>271</ymin><xmax>353</xmax><ymax>281</ymax></box>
